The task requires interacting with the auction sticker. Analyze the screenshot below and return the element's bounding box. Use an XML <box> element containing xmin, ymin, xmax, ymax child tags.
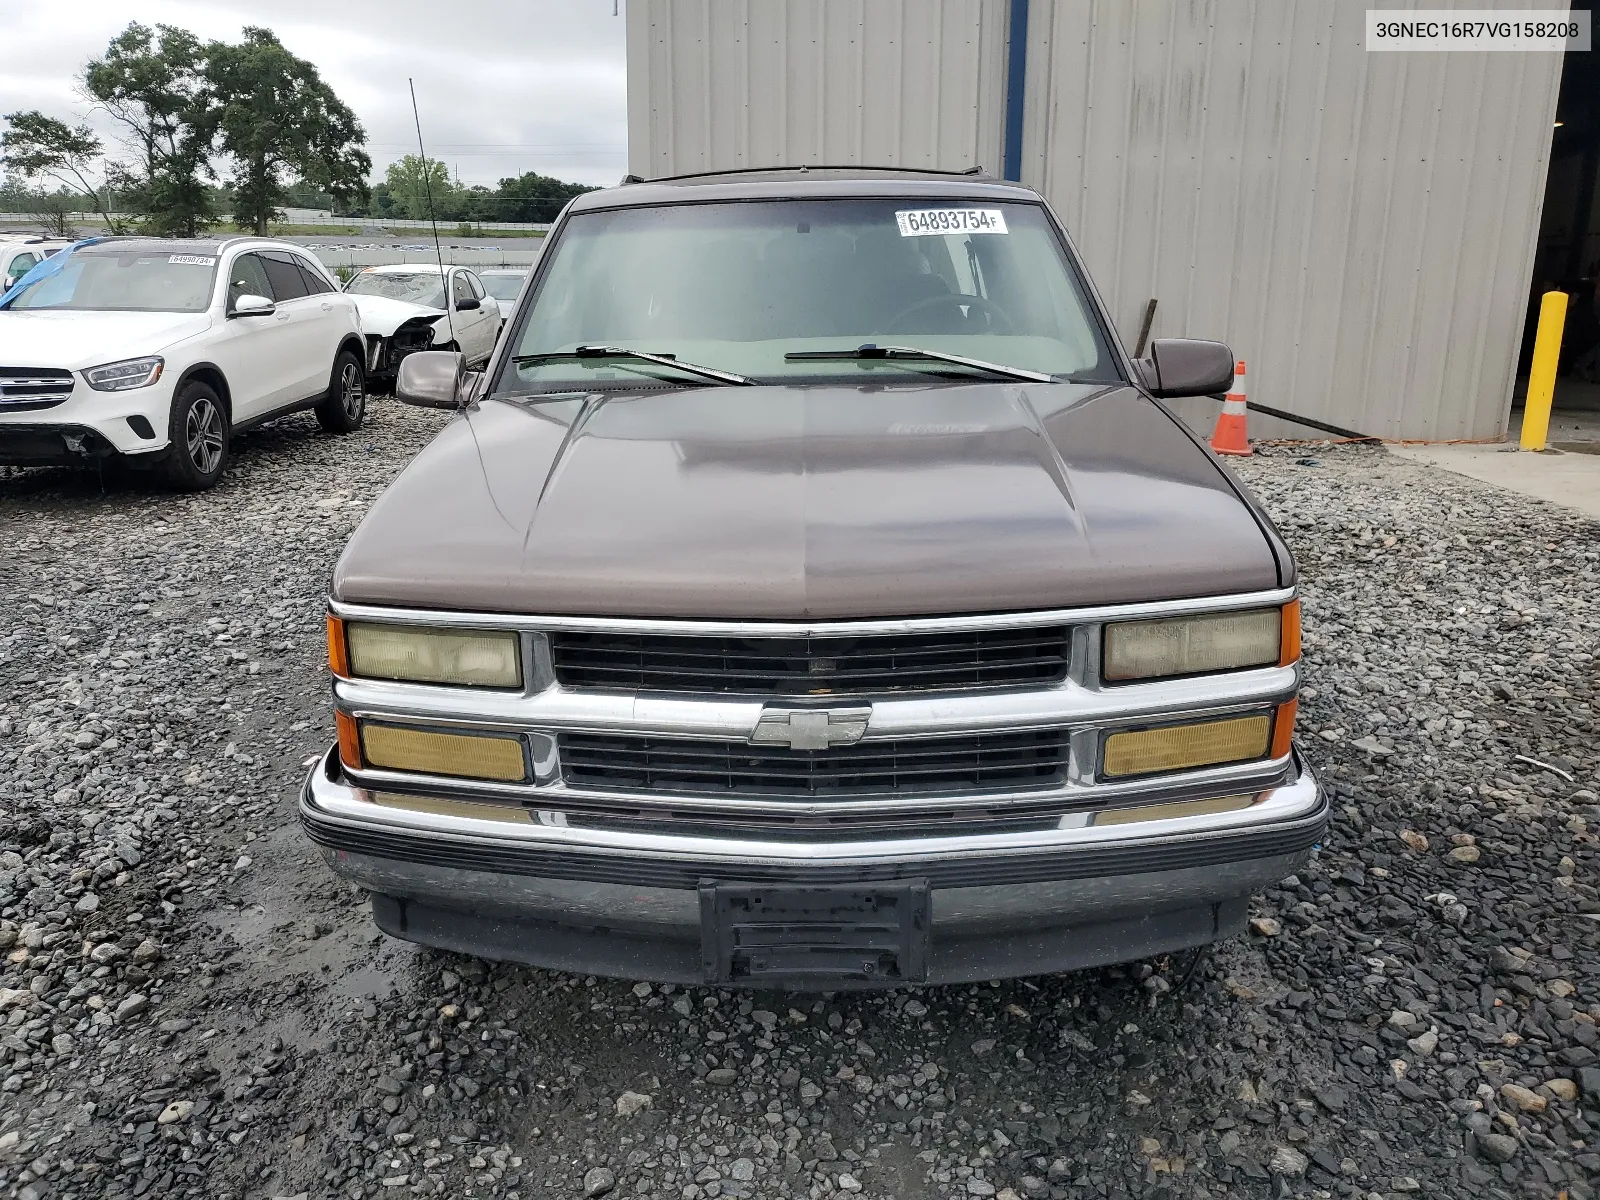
<box><xmin>895</xmin><ymin>209</ymin><xmax>1008</xmax><ymax>236</ymax></box>
<box><xmin>168</xmin><ymin>255</ymin><xmax>216</xmax><ymax>266</ymax></box>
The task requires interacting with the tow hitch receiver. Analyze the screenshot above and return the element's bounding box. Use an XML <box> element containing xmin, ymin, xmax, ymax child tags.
<box><xmin>699</xmin><ymin>882</ymin><xmax>930</xmax><ymax>986</ymax></box>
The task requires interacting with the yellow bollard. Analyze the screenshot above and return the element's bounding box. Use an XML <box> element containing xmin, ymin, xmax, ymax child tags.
<box><xmin>1520</xmin><ymin>290</ymin><xmax>1568</xmax><ymax>451</ymax></box>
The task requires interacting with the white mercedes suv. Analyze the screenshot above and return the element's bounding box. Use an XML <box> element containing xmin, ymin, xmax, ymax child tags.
<box><xmin>0</xmin><ymin>236</ymin><xmax>367</xmax><ymax>490</ymax></box>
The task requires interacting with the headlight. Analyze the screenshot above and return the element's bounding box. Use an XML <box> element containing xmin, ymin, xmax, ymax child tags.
<box><xmin>83</xmin><ymin>356</ymin><xmax>164</xmax><ymax>391</ymax></box>
<box><xmin>1103</xmin><ymin>602</ymin><xmax>1297</xmax><ymax>682</ymax></box>
<box><xmin>332</xmin><ymin>619</ymin><xmax>522</xmax><ymax>688</ymax></box>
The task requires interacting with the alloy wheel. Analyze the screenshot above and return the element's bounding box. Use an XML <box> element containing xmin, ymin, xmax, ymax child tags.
<box><xmin>341</xmin><ymin>362</ymin><xmax>364</xmax><ymax>419</ymax></box>
<box><xmin>186</xmin><ymin>397</ymin><xmax>224</xmax><ymax>474</ymax></box>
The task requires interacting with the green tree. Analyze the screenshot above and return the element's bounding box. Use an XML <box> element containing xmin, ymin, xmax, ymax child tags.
<box><xmin>83</xmin><ymin>22</ymin><xmax>218</xmax><ymax>236</ymax></box>
<box><xmin>384</xmin><ymin>154</ymin><xmax>456</xmax><ymax>221</ymax></box>
<box><xmin>206</xmin><ymin>27</ymin><xmax>370</xmax><ymax>234</ymax></box>
<box><xmin>479</xmin><ymin>170</ymin><xmax>596</xmax><ymax>223</ymax></box>
<box><xmin>0</xmin><ymin>111</ymin><xmax>127</xmax><ymax>232</ymax></box>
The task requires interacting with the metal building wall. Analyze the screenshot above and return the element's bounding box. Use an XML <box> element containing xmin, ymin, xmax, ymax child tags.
<box><xmin>626</xmin><ymin>0</ymin><xmax>1010</xmax><ymax>179</ymax></box>
<box><xmin>626</xmin><ymin>0</ymin><xmax>1564</xmax><ymax>440</ymax></box>
<box><xmin>1021</xmin><ymin>1</ymin><xmax>1565</xmax><ymax>441</ymax></box>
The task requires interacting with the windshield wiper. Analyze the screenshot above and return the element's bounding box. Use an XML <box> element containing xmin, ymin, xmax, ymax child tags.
<box><xmin>513</xmin><ymin>345</ymin><xmax>755</xmax><ymax>387</ymax></box>
<box><xmin>784</xmin><ymin>343</ymin><xmax>1055</xmax><ymax>383</ymax></box>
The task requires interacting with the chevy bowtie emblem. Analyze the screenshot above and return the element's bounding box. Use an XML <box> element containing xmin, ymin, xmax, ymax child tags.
<box><xmin>750</xmin><ymin>706</ymin><xmax>871</xmax><ymax>750</ymax></box>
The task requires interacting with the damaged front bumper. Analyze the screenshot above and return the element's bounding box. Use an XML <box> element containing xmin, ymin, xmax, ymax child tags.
<box><xmin>365</xmin><ymin>323</ymin><xmax>439</xmax><ymax>385</ymax></box>
<box><xmin>0</xmin><ymin>423</ymin><xmax>162</xmax><ymax>467</ymax></box>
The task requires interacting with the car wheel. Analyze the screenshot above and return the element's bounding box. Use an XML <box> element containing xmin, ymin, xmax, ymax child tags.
<box><xmin>316</xmin><ymin>349</ymin><xmax>366</xmax><ymax>433</ymax></box>
<box><xmin>159</xmin><ymin>380</ymin><xmax>229</xmax><ymax>491</ymax></box>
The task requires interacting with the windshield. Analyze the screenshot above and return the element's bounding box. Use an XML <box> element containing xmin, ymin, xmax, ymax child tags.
<box><xmin>4</xmin><ymin>250</ymin><xmax>219</xmax><ymax>313</ymax></box>
<box><xmin>481</xmin><ymin>273</ymin><xmax>526</xmax><ymax>301</ymax></box>
<box><xmin>345</xmin><ymin>270</ymin><xmax>446</xmax><ymax>309</ymax></box>
<box><xmin>497</xmin><ymin>199</ymin><xmax>1116</xmax><ymax>391</ymax></box>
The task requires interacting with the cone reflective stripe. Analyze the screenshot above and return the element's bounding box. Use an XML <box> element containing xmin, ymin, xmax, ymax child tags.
<box><xmin>1210</xmin><ymin>359</ymin><xmax>1252</xmax><ymax>457</ymax></box>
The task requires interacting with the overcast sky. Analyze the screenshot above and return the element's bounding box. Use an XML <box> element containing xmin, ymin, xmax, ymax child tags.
<box><xmin>2</xmin><ymin>0</ymin><xmax>629</xmax><ymax>191</ymax></box>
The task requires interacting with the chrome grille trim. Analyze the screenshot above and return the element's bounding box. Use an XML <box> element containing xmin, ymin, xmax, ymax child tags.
<box><xmin>0</xmin><ymin>368</ymin><xmax>74</xmax><ymax>411</ymax></box>
<box><xmin>332</xmin><ymin>663</ymin><xmax>1298</xmax><ymax>740</ymax></box>
<box><xmin>327</xmin><ymin>587</ymin><xmax>1296</xmax><ymax>638</ymax></box>
<box><xmin>340</xmin><ymin>740</ymin><xmax>1293</xmax><ymax>820</ymax></box>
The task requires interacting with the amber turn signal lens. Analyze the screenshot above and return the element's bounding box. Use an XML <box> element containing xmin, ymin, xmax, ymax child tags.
<box><xmin>1102</xmin><ymin>714</ymin><xmax>1272</xmax><ymax>778</ymax></box>
<box><xmin>1278</xmin><ymin>600</ymin><xmax>1301</xmax><ymax>667</ymax></box>
<box><xmin>327</xmin><ymin>614</ymin><xmax>350</xmax><ymax>677</ymax></box>
<box><xmin>1271</xmin><ymin>698</ymin><xmax>1298</xmax><ymax>760</ymax></box>
<box><xmin>359</xmin><ymin>722</ymin><xmax>527</xmax><ymax>782</ymax></box>
<box><xmin>335</xmin><ymin>710</ymin><xmax>362</xmax><ymax>769</ymax></box>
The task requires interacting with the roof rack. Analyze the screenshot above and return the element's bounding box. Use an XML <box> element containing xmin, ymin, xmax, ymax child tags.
<box><xmin>619</xmin><ymin>164</ymin><xmax>990</xmax><ymax>186</ymax></box>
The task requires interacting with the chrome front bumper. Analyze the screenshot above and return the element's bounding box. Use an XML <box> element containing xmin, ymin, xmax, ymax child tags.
<box><xmin>300</xmin><ymin>744</ymin><xmax>1324</xmax><ymax>985</ymax></box>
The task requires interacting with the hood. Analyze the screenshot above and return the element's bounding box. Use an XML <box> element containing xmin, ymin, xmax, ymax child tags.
<box><xmin>0</xmin><ymin>309</ymin><xmax>212</xmax><ymax>368</ymax></box>
<box><xmin>347</xmin><ymin>293</ymin><xmax>444</xmax><ymax>337</ymax></box>
<box><xmin>333</xmin><ymin>382</ymin><xmax>1287</xmax><ymax>619</ymax></box>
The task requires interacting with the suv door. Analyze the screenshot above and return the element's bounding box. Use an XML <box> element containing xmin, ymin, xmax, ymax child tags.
<box><xmin>259</xmin><ymin>251</ymin><xmax>332</xmax><ymax>402</ymax></box>
<box><xmin>289</xmin><ymin>251</ymin><xmax>351</xmax><ymax>381</ymax></box>
<box><xmin>211</xmin><ymin>251</ymin><xmax>298</xmax><ymax>421</ymax></box>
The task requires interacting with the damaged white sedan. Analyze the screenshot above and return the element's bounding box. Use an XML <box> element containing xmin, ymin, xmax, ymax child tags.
<box><xmin>342</xmin><ymin>264</ymin><xmax>500</xmax><ymax>390</ymax></box>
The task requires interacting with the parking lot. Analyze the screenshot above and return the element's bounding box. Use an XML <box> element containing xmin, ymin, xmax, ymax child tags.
<box><xmin>0</xmin><ymin>412</ymin><xmax>1595</xmax><ymax>1200</ymax></box>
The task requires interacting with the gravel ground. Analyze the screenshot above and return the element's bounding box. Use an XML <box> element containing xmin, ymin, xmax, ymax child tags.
<box><xmin>0</xmin><ymin>415</ymin><xmax>1597</xmax><ymax>1200</ymax></box>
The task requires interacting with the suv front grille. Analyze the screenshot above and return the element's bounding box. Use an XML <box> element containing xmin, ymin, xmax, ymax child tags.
<box><xmin>549</xmin><ymin>626</ymin><xmax>1071</xmax><ymax>696</ymax></box>
<box><xmin>0</xmin><ymin>368</ymin><xmax>74</xmax><ymax>412</ymax></box>
<box><xmin>558</xmin><ymin>729</ymin><xmax>1069</xmax><ymax>798</ymax></box>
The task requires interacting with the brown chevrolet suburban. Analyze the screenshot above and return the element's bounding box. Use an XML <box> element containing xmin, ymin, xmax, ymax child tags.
<box><xmin>301</xmin><ymin>167</ymin><xmax>1323</xmax><ymax>988</ymax></box>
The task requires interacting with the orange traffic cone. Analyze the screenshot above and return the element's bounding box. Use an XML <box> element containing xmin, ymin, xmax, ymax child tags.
<box><xmin>1210</xmin><ymin>360</ymin><xmax>1252</xmax><ymax>456</ymax></box>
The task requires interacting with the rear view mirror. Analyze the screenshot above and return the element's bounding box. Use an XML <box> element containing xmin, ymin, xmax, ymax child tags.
<box><xmin>396</xmin><ymin>350</ymin><xmax>468</xmax><ymax>409</ymax></box>
<box><xmin>230</xmin><ymin>293</ymin><xmax>276</xmax><ymax>318</ymax></box>
<box><xmin>1137</xmin><ymin>339</ymin><xmax>1234</xmax><ymax>398</ymax></box>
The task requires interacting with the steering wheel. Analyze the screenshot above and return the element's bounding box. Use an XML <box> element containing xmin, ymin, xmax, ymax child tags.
<box><xmin>887</xmin><ymin>292</ymin><xmax>1017</xmax><ymax>335</ymax></box>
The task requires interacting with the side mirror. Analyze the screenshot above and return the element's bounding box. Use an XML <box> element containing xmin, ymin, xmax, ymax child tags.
<box><xmin>3</xmin><ymin>275</ymin><xmax>19</xmax><ymax>291</ymax></box>
<box><xmin>1137</xmin><ymin>338</ymin><xmax>1235</xmax><ymax>398</ymax></box>
<box><xmin>230</xmin><ymin>293</ymin><xmax>276</xmax><ymax>318</ymax></box>
<box><xmin>455</xmin><ymin>295</ymin><xmax>481</xmax><ymax>311</ymax></box>
<box><xmin>396</xmin><ymin>350</ymin><xmax>468</xmax><ymax>409</ymax></box>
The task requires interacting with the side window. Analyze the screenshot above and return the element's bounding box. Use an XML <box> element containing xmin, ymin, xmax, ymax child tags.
<box><xmin>261</xmin><ymin>251</ymin><xmax>311</xmax><ymax>301</ymax></box>
<box><xmin>465</xmin><ymin>271</ymin><xmax>486</xmax><ymax>300</ymax></box>
<box><xmin>451</xmin><ymin>272</ymin><xmax>474</xmax><ymax>306</ymax></box>
<box><xmin>8</xmin><ymin>252</ymin><xmax>39</xmax><ymax>276</ymax></box>
<box><xmin>293</xmin><ymin>254</ymin><xmax>333</xmax><ymax>295</ymax></box>
<box><xmin>227</xmin><ymin>254</ymin><xmax>274</xmax><ymax>306</ymax></box>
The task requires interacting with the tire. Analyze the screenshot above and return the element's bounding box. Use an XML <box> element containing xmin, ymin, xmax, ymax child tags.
<box><xmin>159</xmin><ymin>380</ymin><xmax>229</xmax><ymax>491</ymax></box>
<box><xmin>316</xmin><ymin>348</ymin><xmax>366</xmax><ymax>433</ymax></box>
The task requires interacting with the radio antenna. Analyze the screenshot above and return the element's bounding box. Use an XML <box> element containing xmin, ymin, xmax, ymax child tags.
<box><xmin>408</xmin><ymin>77</ymin><xmax>457</xmax><ymax>349</ymax></box>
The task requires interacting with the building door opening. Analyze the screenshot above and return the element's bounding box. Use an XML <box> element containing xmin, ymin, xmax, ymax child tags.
<box><xmin>1517</xmin><ymin>46</ymin><xmax>1600</xmax><ymax>448</ymax></box>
